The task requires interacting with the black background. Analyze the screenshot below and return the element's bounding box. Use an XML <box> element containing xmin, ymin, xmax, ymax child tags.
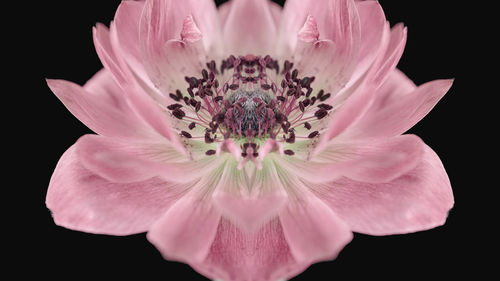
<box><xmin>9</xmin><ymin>0</ymin><xmax>490</xmax><ymax>279</ymax></box>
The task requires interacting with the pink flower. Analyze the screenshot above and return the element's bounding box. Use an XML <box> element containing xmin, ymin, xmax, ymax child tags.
<box><xmin>46</xmin><ymin>0</ymin><xmax>454</xmax><ymax>280</ymax></box>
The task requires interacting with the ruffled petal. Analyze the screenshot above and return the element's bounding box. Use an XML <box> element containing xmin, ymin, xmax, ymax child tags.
<box><xmin>46</xmin><ymin>144</ymin><xmax>187</xmax><ymax>236</ymax></box>
<box><xmin>192</xmin><ymin>218</ymin><xmax>310</xmax><ymax>281</ymax></box>
<box><xmin>310</xmin><ymin>144</ymin><xmax>454</xmax><ymax>235</ymax></box>
<box><xmin>279</xmin><ymin>189</ymin><xmax>352</xmax><ymax>264</ymax></box>
<box><xmin>47</xmin><ymin>75</ymin><xmax>153</xmax><ymax>140</ymax></box>
<box><xmin>221</xmin><ymin>0</ymin><xmax>279</xmax><ymax>55</ymax></box>
<box><xmin>147</xmin><ymin>196</ymin><xmax>221</xmax><ymax>263</ymax></box>
<box><xmin>281</xmin><ymin>134</ymin><xmax>425</xmax><ymax>184</ymax></box>
<box><xmin>345</xmin><ymin>78</ymin><xmax>453</xmax><ymax>139</ymax></box>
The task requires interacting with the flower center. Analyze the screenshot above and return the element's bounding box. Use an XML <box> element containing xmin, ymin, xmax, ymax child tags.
<box><xmin>165</xmin><ymin>54</ymin><xmax>334</xmax><ymax>161</ymax></box>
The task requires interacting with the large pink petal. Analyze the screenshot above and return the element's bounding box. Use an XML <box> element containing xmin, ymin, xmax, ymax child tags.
<box><xmin>147</xmin><ymin>196</ymin><xmax>221</xmax><ymax>263</ymax></box>
<box><xmin>282</xmin><ymin>134</ymin><xmax>425</xmax><ymax>184</ymax></box>
<box><xmin>92</xmin><ymin>23</ymin><xmax>182</xmax><ymax>147</ymax></box>
<box><xmin>212</xmin><ymin>160</ymin><xmax>287</xmax><ymax>232</ymax></box>
<box><xmin>310</xmin><ymin>144</ymin><xmax>454</xmax><ymax>235</ymax></box>
<box><xmin>192</xmin><ymin>218</ymin><xmax>310</xmax><ymax>281</ymax></box>
<box><xmin>279</xmin><ymin>189</ymin><xmax>352</xmax><ymax>264</ymax></box>
<box><xmin>77</xmin><ymin>134</ymin><xmax>224</xmax><ymax>184</ymax></box>
<box><xmin>221</xmin><ymin>0</ymin><xmax>279</xmax><ymax>55</ymax></box>
<box><xmin>47</xmin><ymin>75</ymin><xmax>152</xmax><ymax>140</ymax></box>
<box><xmin>346</xmin><ymin>78</ymin><xmax>453</xmax><ymax>139</ymax></box>
<box><xmin>46</xmin><ymin>144</ymin><xmax>187</xmax><ymax>236</ymax></box>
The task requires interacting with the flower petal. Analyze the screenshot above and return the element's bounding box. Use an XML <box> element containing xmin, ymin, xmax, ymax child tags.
<box><xmin>282</xmin><ymin>134</ymin><xmax>425</xmax><ymax>184</ymax></box>
<box><xmin>192</xmin><ymin>218</ymin><xmax>309</xmax><ymax>281</ymax></box>
<box><xmin>46</xmin><ymin>144</ymin><xmax>186</xmax><ymax>236</ymax></box>
<box><xmin>47</xmin><ymin>75</ymin><xmax>152</xmax><ymax>140</ymax></box>
<box><xmin>349</xmin><ymin>0</ymin><xmax>387</xmax><ymax>82</ymax></box>
<box><xmin>279</xmin><ymin>189</ymin><xmax>352</xmax><ymax>264</ymax></box>
<box><xmin>147</xmin><ymin>196</ymin><xmax>221</xmax><ymax>263</ymax></box>
<box><xmin>76</xmin><ymin>134</ymin><xmax>222</xmax><ymax>184</ymax></box>
<box><xmin>310</xmin><ymin>144</ymin><xmax>454</xmax><ymax>235</ymax></box>
<box><xmin>346</xmin><ymin>78</ymin><xmax>453</xmax><ymax>139</ymax></box>
<box><xmin>212</xmin><ymin>160</ymin><xmax>288</xmax><ymax>232</ymax></box>
<box><xmin>221</xmin><ymin>0</ymin><xmax>278</xmax><ymax>55</ymax></box>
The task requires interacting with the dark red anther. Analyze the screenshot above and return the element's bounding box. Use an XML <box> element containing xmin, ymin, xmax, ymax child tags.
<box><xmin>286</xmin><ymin>89</ymin><xmax>295</xmax><ymax>96</ymax></box>
<box><xmin>284</xmin><ymin>149</ymin><xmax>295</xmax><ymax>156</ymax></box>
<box><xmin>188</xmin><ymin>98</ymin><xmax>196</xmax><ymax>107</ymax></box>
<box><xmin>317</xmin><ymin>103</ymin><xmax>333</xmax><ymax>110</ymax></box>
<box><xmin>300</xmin><ymin>77</ymin><xmax>310</xmax><ymax>88</ymax></box>
<box><xmin>169</xmin><ymin>93</ymin><xmax>180</xmax><ymax>101</ymax></box>
<box><xmin>241</xmin><ymin>152</ymin><xmax>248</xmax><ymax>157</ymax></box>
<box><xmin>319</xmin><ymin>93</ymin><xmax>331</xmax><ymax>101</ymax></box>
<box><xmin>195</xmin><ymin>101</ymin><xmax>201</xmax><ymax>112</ymax></box>
<box><xmin>285</xmin><ymin>71</ymin><xmax>291</xmax><ymax>81</ymax></box>
<box><xmin>206</xmin><ymin>149</ymin><xmax>216</xmax><ymax>156</ymax></box>
<box><xmin>172</xmin><ymin>108</ymin><xmax>185</xmax><ymax>119</ymax></box>
<box><xmin>185</xmin><ymin>77</ymin><xmax>198</xmax><ymax>88</ymax></box>
<box><xmin>315</xmin><ymin>109</ymin><xmax>328</xmax><ymax>119</ymax></box>
<box><xmin>253</xmin><ymin>152</ymin><xmax>259</xmax><ymax>158</ymax></box>
<box><xmin>292</xmin><ymin>69</ymin><xmax>298</xmax><ymax>80</ymax></box>
<box><xmin>183</xmin><ymin>96</ymin><xmax>190</xmax><ymax>105</ymax></box>
<box><xmin>303</xmin><ymin>98</ymin><xmax>311</xmax><ymax>107</ymax></box>
<box><xmin>205</xmin><ymin>132</ymin><xmax>214</xmax><ymax>143</ymax></box>
<box><xmin>299</xmin><ymin>101</ymin><xmax>305</xmax><ymax>112</ymax></box>
<box><xmin>261</xmin><ymin>84</ymin><xmax>271</xmax><ymax>90</ymax></box>
<box><xmin>209</xmin><ymin>71</ymin><xmax>215</xmax><ymax>81</ymax></box>
<box><xmin>188</xmin><ymin>122</ymin><xmax>196</xmax><ymax>130</ymax></box>
<box><xmin>294</xmin><ymin>90</ymin><xmax>302</xmax><ymax>99</ymax></box>
<box><xmin>275</xmin><ymin>112</ymin><xmax>286</xmax><ymax>124</ymax></box>
<box><xmin>283</xmin><ymin>60</ymin><xmax>294</xmax><ymax>74</ymax></box>
<box><xmin>310</xmin><ymin>96</ymin><xmax>317</xmax><ymax>105</ymax></box>
<box><xmin>223</xmin><ymin>83</ymin><xmax>229</xmax><ymax>94</ymax></box>
<box><xmin>286</xmin><ymin>131</ymin><xmax>295</xmax><ymax>143</ymax></box>
<box><xmin>308</xmin><ymin>131</ymin><xmax>319</xmax><ymax>138</ymax></box>
<box><xmin>281</xmin><ymin>79</ymin><xmax>287</xmax><ymax>88</ymax></box>
<box><xmin>317</xmin><ymin>90</ymin><xmax>324</xmax><ymax>99</ymax></box>
<box><xmin>205</xmin><ymin>89</ymin><xmax>214</xmax><ymax>96</ymax></box>
<box><xmin>181</xmin><ymin>131</ymin><xmax>192</xmax><ymax>138</ymax></box>
<box><xmin>214</xmin><ymin>79</ymin><xmax>219</xmax><ymax>88</ymax></box>
<box><xmin>175</xmin><ymin>89</ymin><xmax>183</xmax><ymax>99</ymax></box>
<box><xmin>277</xmin><ymin>96</ymin><xmax>286</xmax><ymax>102</ymax></box>
<box><xmin>213</xmin><ymin>113</ymin><xmax>225</xmax><ymax>124</ymax></box>
<box><xmin>167</xmin><ymin>103</ymin><xmax>183</xmax><ymax>110</ymax></box>
<box><xmin>198</xmin><ymin>89</ymin><xmax>206</xmax><ymax>98</ymax></box>
<box><xmin>282</xmin><ymin>121</ymin><xmax>290</xmax><ymax>133</ymax></box>
<box><xmin>187</xmin><ymin>88</ymin><xmax>194</xmax><ymax>97</ymax></box>
<box><xmin>202</xmin><ymin>69</ymin><xmax>208</xmax><ymax>80</ymax></box>
<box><xmin>304</xmin><ymin>122</ymin><xmax>312</xmax><ymax>130</ymax></box>
<box><xmin>214</xmin><ymin>96</ymin><xmax>223</xmax><ymax>102</ymax></box>
<box><xmin>229</xmin><ymin>84</ymin><xmax>239</xmax><ymax>90</ymax></box>
<box><xmin>306</xmin><ymin>88</ymin><xmax>313</xmax><ymax>97</ymax></box>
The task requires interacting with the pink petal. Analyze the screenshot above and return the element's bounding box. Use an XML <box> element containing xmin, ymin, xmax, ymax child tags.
<box><xmin>212</xmin><ymin>160</ymin><xmax>287</xmax><ymax>232</ymax></box>
<box><xmin>310</xmin><ymin>144</ymin><xmax>454</xmax><ymax>235</ymax></box>
<box><xmin>192</xmin><ymin>218</ymin><xmax>310</xmax><ymax>281</ymax></box>
<box><xmin>279</xmin><ymin>189</ymin><xmax>352</xmax><ymax>264</ymax></box>
<box><xmin>221</xmin><ymin>0</ymin><xmax>278</xmax><ymax>55</ymax></box>
<box><xmin>76</xmin><ymin>134</ymin><xmax>203</xmax><ymax>184</ymax></box>
<box><xmin>92</xmin><ymin>22</ymin><xmax>183</xmax><ymax>147</ymax></box>
<box><xmin>349</xmin><ymin>0</ymin><xmax>387</xmax><ymax>82</ymax></box>
<box><xmin>47</xmin><ymin>75</ymin><xmax>152</xmax><ymax>140</ymax></box>
<box><xmin>283</xmin><ymin>134</ymin><xmax>425</xmax><ymax>184</ymax></box>
<box><xmin>147</xmin><ymin>196</ymin><xmax>221</xmax><ymax>263</ymax></box>
<box><xmin>139</xmin><ymin>0</ymin><xmax>222</xmax><ymax>94</ymax></box>
<box><xmin>346</xmin><ymin>79</ymin><xmax>453</xmax><ymax>139</ymax></box>
<box><xmin>93</xmin><ymin>23</ymin><xmax>129</xmax><ymax>85</ymax></box>
<box><xmin>314</xmin><ymin>22</ymin><xmax>407</xmax><ymax>152</ymax></box>
<box><xmin>46</xmin><ymin>144</ymin><xmax>186</xmax><ymax>235</ymax></box>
